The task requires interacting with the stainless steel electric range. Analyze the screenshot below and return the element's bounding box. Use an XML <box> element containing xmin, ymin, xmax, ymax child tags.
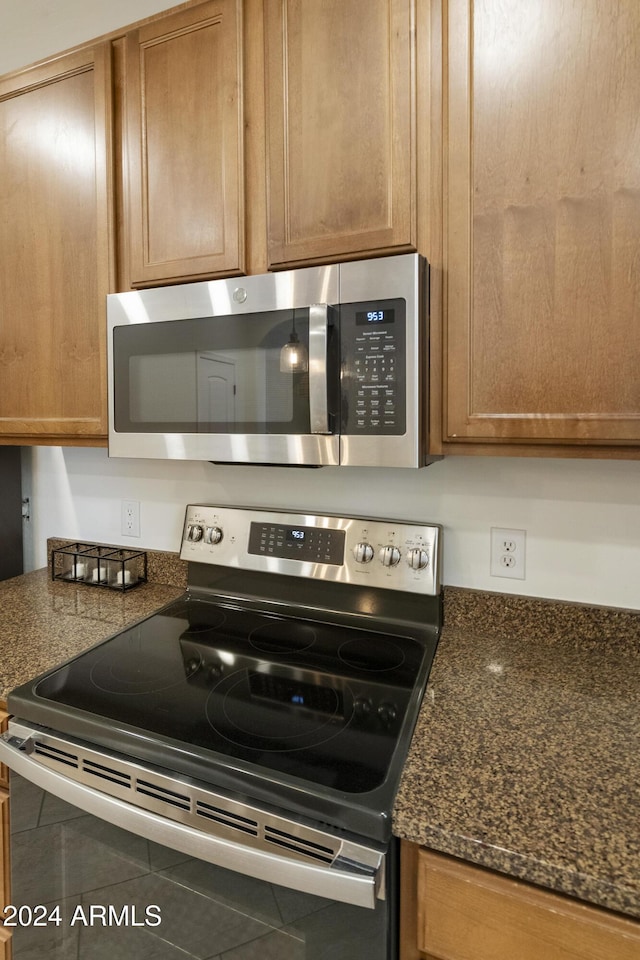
<box><xmin>1</xmin><ymin>506</ymin><xmax>442</xmax><ymax>960</ymax></box>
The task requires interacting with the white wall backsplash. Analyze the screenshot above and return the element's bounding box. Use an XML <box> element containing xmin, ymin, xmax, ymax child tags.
<box><xmin>25</xmin><ymin>446</ymin><xmax>640</xmax><ymax>611</ymax></box>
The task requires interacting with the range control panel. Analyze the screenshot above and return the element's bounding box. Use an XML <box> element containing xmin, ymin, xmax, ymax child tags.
<box><xmin>247</xmin><ymin>521</ymin><xmax>346</xmax><ymax>566</ymax></box>
<box><xmin>180</xmin><ymin>505</ymin><xmax>441</xmax><ymax>595</ymax></box>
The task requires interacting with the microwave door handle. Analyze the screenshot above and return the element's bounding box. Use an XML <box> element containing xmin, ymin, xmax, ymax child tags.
<box><xmin>308</xmin><ymin>303</ymin><xmax>331</xmax><ymax>434</ymax></box>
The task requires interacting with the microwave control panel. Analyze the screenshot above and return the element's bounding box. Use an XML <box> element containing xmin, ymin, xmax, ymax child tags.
<box><xmin>340</xmin><ymin>298</ymin><xmax>406</xmax><ymax>436</ymax></box>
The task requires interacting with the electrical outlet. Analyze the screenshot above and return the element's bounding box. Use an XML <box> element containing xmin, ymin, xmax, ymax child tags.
<box><xmin>490</xmin><ymin>527</ymin><xmax>526</xmax><ymax>580</ymax></box>
<box><xmin>121</xmin><ymin>499</ymin><xmax>140</xmax><ymax>538</ymax></box>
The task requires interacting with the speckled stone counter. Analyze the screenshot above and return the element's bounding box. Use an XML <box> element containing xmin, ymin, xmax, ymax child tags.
<box><xmin>394</xmin><ymin>587</ymin><xmax>640</xmax><ymax>920</ymax></box>
<box><xmin>0</xmin><ymin>553</ymin><xmax>185</xmax><ymax>703</ymax></box>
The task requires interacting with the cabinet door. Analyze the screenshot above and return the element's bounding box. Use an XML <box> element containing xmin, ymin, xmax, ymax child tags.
<box><xmin>0</xmin><ymin>45</ymin><xmax>113</xmax><ymax>443</ymax></box>
<box><xmin>265</xmin><ymin>0</ymin><xmax>416</xmax><ymax>268</ymax></box>
<box><xmin>444</xmin><ymin>0</ymin><xmax>640</xmax><ymax>445</ymax></box>
<box><xmin>123</xmin><ymin>0</ymin><xmax>244</xmax><ymax>287</ymax></box>
<box><xmin>415</xmin><ymin>848</ymin><xmax>640</xmax><ymax>960</ymax></box>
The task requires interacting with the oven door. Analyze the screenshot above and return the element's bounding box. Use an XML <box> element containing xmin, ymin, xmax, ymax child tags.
<box><xmin>1</xmin><ymin>732</ymin><xmax>397</xmax><ymax>959</ymax></box>
<box><xmin>107</xmin><ymin>266</ymin><xmax>340</xmax><ymax>466</ymax></box>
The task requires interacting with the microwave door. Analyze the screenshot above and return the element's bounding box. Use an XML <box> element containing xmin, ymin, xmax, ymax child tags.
<box><xmin>108</xmin><ymin>300</ymin><xmax>340</xmax><ymax>467</ymax></box>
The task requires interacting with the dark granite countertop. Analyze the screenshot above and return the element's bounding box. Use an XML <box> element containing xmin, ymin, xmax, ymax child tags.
<box><xmin>394</xmin><ymin>587</ymin><xmax>640</xmax><ymax>920</ymax></box>
<box><xmin>1</xmin><ymin>563</ymin><xmax>638</xmax><ymax>922</ymax></box>
<box><xmin>0</xmin><ymin>553</ymin><xmax>186</xmax><ymax>703</ymax></box>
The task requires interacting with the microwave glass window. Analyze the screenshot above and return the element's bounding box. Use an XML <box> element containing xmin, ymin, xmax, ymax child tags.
<box><xmin>114</xmin><ymin>311</ymin><xmax>312</xmax><ymax>434</ymax></box>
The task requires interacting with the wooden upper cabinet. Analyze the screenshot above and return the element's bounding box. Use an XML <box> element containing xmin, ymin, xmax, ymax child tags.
<box><xmin>0</xmin><ymin>45</ymin><xmax>113</xmax><ymax>442</ymax></box>
<box><xmin>122</xmin><ymin>0</ymin><xmax>244</xmax><ymax>287</ymax></box>
<box><xmin>265</xmin><ymin>0</ymin><xmax>417</xmax><ymax>268</ymax></box>
<box><xmin>444</xmin><ymin>0</ymin><xmax>640</xmax><ymax>445</ymax></box>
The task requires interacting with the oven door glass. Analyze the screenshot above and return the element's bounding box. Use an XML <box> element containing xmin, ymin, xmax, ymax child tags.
<box><xmin>8</xmin><ymin>773</ymin><xmax>395</xmax><ymax>960</ymax></box>
<box><xmin>112</xmin><ymin>308</ymin><xmax>328</xmax><ymax>436</ymax></box>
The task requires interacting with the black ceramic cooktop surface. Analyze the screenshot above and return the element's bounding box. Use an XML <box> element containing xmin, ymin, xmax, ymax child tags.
<box><xmin>30</xmin><ymin>596</ymin><xmax>428</xmax><ymax>796</ymax></box>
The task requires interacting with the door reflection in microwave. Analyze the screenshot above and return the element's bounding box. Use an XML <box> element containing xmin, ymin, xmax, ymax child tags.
<box><xmin>127</xmin><ymin>317</ymin><xmax>307</xmax><ymax>430</ymax></box>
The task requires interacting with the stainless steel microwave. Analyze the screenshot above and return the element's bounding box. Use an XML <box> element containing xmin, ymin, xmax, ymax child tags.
<box><xmin>107</xmin><ymin>253</ymin><xmax>428</xmax><ymax>468</ymax></box>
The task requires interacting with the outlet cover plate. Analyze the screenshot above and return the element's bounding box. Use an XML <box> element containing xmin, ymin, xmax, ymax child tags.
<box><xmin>121</xmin><ymin>499</ymin><xmax>141</xmax><ymax>538</ymax></box>
<box><xmin>490</xmin><ymin>527</ymin><xmax>526</xmax><ymax>580</ymax></box>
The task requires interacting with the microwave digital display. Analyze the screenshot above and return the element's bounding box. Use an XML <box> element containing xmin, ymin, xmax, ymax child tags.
<box><xmin>355</xmin><ymin>309</ymin><xmax>395</xmax><ymax>325</ymax></box>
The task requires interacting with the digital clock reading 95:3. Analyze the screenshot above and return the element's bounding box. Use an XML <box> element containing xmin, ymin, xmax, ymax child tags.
<box><xmin>355</xmin><ymin>308</ymin><xmax>395</xmax><ymax>326</ymax></box>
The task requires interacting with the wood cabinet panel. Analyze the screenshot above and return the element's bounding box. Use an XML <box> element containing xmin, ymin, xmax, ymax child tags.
<box><xmin>0</xmin><ymin>790</ymin><xmax>8</xmax><ymax>914</ymax></box>
<box><xmin>400</xmin><ymin>839</ymin><xmax>422</xmax><ymax>960</ymax></box>
<box><xmin>0</xmin><ymin>929</ymin><xmax>10</xmax><ymax>960</ymax></box>
<box><xmin>414</xmin><ymin>848</ymin><xmax>640</xmax><ymax>960</ymax></box>
<box><xmin>265</xmin><ymin>0</ymin><xmax>416</xmax><ymax>267</ymax></box>
<box><xmin>123</xmin><ymin>0</ymin><xmax>244</xmax><ymax>286</ymax></box>
<box><xmin>444</xmin><ymin>0</ymin><xmax>640</xmax><ymax>445</ymax></box>
<box><xmin>0</xmin><ymin>710</ymin><xmax>9</xmax><ymax>956</ymax></box>
<box><xmin>0</xmin><ymin>45</ymin><xmax>113</xmax><ymax>443</ymax></box>
<box><xmin>0</xmin><ymin>715</ymin><xmax>10</xmax><ymax>954</ymax></box>
<box><xmin>0</xmin><ymin>712</ymin><xmax>7</xmax><ymax>791</ymax></box>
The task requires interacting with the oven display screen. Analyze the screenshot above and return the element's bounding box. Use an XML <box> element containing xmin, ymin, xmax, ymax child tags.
<box><xmin>248</xmin><ymin>522</ymin><xmax>345</xmax><ymax>565</ymax></box>
<box><xmin>249</xmin><ymin>671</ymin><xmax>344</xmax><ymax>717</ymax></box>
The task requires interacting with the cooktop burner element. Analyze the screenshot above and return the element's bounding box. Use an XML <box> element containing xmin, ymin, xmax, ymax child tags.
<box><xmin>89</xmin><ymin>618</ymin><xmax>190</xmax><ymax>695</ymax></box>
<box><xmin>206</xmin><ymin>665</ymin><xmax>346</xmax><ymax>754</ymax></box>
<box><xmin>339</xmin><ymin>637</ymin><xmax>406</xmax><ymax>672</ymax></box>
<box><xmin>249</xmin><ymin>620</ymin><xmax>317</xmax><ymax>654</ymax></box>
<box><xmin>7</xmin><ymin>506</ymin><xmax>442</xmax><ymax>842</ymax></box>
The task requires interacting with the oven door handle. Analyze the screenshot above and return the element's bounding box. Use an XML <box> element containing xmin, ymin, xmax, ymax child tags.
<box><xmin>308</xmin><ymin>303</ymin><xmax>332</xmax><ymax>434</ymax></box>
<box><xmin>0</xmin><ymin>732</ymin><xmax>384</xmax><ymax>910</ymax></box>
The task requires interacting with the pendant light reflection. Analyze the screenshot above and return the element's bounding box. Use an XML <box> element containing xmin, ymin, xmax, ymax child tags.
<box><xmin>279</xmin><ymin>312</ymin><xmax>308</xmax><ymax>373</ymax></box>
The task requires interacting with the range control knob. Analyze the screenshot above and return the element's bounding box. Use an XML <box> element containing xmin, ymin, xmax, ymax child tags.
<box><xmin>209</xmin><ymin>663</ymin><xmax>224</xmax><ymax>681</ymax></box>
<box><xmin>353</xmin><ymin>542</ymin><xmax>374</xmax><ymax>564</ymax></box>
<box><xmin>187</xmin><ymin>523</ymin><xmax>204</xmax><ymax>543</ymax></box>
<box><xmin>380</xmin><ymin>545</ymin><xmax>401</xmax><ymax>568</ymax></box>
<box><xmin>353</xmin><ymin>696</ymin><xmax>372</xmax><ymax>719</ymax></box>
<box><xmin>407</xmin><ymin>547</ymin><xmax>429</xmax><ymax>570</ymax></box>
<box><xmin>204</xmin><ymin>526</ymin><xmax>223</xmax><ymax>545</ymax></box>
<box><xmin>377</xmin><ymin>702</ymin><xmax>398</xmax><ymax>726</ymax></box>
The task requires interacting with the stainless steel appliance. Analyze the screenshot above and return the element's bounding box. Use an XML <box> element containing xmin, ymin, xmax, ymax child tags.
<box><xmin>0</xmin><ymin>505</ymin><xmax>442</xmax><ymax>959</ymax></box>
<box><xmin>107</xmin><ymin>254</ymin><xmax>428</xmax><ymax>467</ymax></box>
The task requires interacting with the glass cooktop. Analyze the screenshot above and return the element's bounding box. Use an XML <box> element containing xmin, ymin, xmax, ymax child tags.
<box><xmin>31</xmin><ymin>596</ymin><xmax>428</xmax><ymax>796</ymax></box>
